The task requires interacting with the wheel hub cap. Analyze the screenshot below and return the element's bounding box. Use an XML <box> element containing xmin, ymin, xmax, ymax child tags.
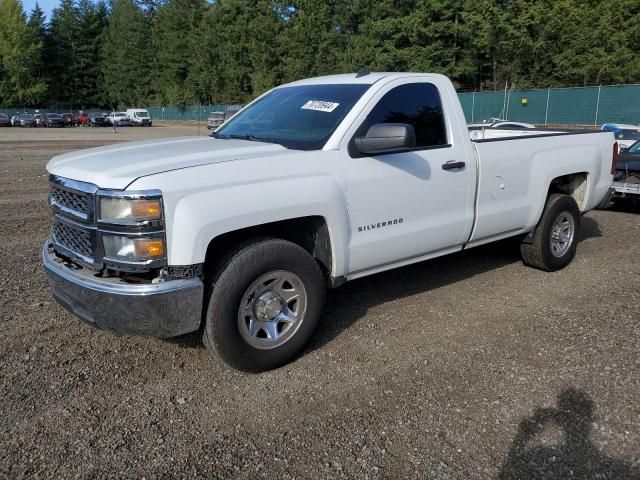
<box><xmin>254</xmin><ymin>291</ymin><xmax>284</xmax><ymax>321</ymax></box>
<box><xmin>550</xmin><ymin>211</ymin><xmax>575</xmax><ymax>258</ymax></box>
<box><xmin>237</xmin><ymin>270</ymin><xmax>308</xmax><ymax>350</ymax></box>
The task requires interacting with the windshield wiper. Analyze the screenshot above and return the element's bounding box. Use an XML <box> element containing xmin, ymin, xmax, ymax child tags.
<box><xmin>212</xmin><ymin>133</ymin><xmax>276</xmax><ymax>144</ymax></box>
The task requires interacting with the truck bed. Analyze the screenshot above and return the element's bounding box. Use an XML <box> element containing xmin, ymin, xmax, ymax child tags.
<box><xmin>467</xmin><ymin>130</ymin><xmax>614</xmax><ymax>247</ymax></box>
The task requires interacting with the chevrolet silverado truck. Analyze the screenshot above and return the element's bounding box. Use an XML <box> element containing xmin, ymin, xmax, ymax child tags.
<box><xmin>43</xmin><ymin>72</ymin><xmax>617</xmax><ymax>371</ymax></box>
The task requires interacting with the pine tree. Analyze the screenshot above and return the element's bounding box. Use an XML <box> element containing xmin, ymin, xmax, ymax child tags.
<box><xmin>101</xmin><ymin>0</ymin><xmax>154</xmax><ymax>107</ymax></box>
<box><xmin>75</xmin><ymin>0</ymin><xmax>108</xmax><ymax>106</ymax></box>
<box><xmin>0</xmin><ymin>0</ymin><xmax>47</xmax><ymax>106</ymax></box>
<box><xmin>46</xmin><ymin>0</ymin><xmax>79</xmax><ymax>105</ymax></box>
<box><xmin>153</xmin><ymin>0</ymin><xmax>205</xmax><ymax>105</ymax></box>
<box><xmin>280</xmin><ymin>0</ymin><xmax>348</xmax><ymax>83</ymax></box>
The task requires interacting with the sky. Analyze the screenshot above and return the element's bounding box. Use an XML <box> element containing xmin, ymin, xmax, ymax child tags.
<box><xmin>22</xmin><ymin>0</ymin><xmax>58</xmax><ymax>19</ymax></box>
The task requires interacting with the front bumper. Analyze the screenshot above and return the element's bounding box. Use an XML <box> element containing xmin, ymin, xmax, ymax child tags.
<box><xmin>42</xmin><ymin>242</ymin><xmax>204</xmax><ymax>337</ymax></box>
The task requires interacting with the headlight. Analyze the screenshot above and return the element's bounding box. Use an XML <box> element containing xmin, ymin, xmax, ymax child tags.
<box><xmin>103</xmin><ymin>235</ymin><xmax>165</xmax><ymax>261</ymax></box>
<box><xmin>99</xmin><ymin>197</ymin><xmax>162</xmax><ymax>223</ymax></box>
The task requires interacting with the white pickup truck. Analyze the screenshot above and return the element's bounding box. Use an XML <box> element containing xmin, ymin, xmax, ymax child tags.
<box><xmin>44</xmin><ymin>72</ymin><xmax>617</xmax><ymax>371</ymax></box>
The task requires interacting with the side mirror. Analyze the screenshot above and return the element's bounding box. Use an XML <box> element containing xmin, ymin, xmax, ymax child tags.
<box><xmin>355</xmin><ymin>123</ymin><xmax>415</xmax><ymax>156</ymax></box>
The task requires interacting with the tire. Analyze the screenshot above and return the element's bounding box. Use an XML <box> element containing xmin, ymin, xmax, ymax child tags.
<box><xmin>520</xmin><ymin>193</ymin><xmax>581</xmax><ymax>271</ymax></box>
<box><xmin>203</xmin><ymin>238</ymin><xmax>326</xmax><ymax>372</ymax></box>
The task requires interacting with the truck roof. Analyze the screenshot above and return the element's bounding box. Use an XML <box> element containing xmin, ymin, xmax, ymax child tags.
<box><xmin>281</xmin><ymin>72</ymin><xmax>447</xmax><ymax>87</ymax></box>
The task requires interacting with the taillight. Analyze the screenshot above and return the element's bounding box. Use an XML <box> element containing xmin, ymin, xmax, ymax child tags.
<box><xmin>611</xmin><ymin>141</ymin><xmax>619</xmax><ymax>175</ymax></box>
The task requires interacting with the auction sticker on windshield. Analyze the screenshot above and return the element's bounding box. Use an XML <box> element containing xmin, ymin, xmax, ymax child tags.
<box><xmin>301</xmin><ymin>100</ymin><xmax>340</xmax><ymax>113</ymax></box>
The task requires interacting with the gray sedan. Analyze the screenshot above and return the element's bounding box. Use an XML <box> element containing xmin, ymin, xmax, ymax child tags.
<box><xmin>18</xmin><ymin>114</ymin><xmax>37</xmax><ymax>127</ymax></box>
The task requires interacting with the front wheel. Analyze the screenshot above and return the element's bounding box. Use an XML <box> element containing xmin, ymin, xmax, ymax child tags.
<box><xmin>203</xmin><ymin>238</ymin><xmax>326</xmax><ymax>372</ymax></box>
<box><xmin>521</xmin><ymin>193</ymin><xmax>581</xmax><ymax>271</ymax></box>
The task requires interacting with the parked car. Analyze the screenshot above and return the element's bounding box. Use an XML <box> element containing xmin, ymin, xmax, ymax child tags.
<box><xmin>44</xmin><ymin>113</ymin><xmax>65</xmax><ymax>128</ymax></box>
<box><xmin>61</xmin><ymin>113</ymin><xmax>74</xmax><ymax>127</ymax></box>
<box><xmin>18</xmin><ymin>114</ymin><xmax>37</xmax><ymax>127</ymax></box>
<box><xmin>126</xmin><ymin>108</ymin><xmax>152</xmax><ymax>126</ymax></box>
<box><xmin>74</xmin><ymin>112</ymin><xmax>89</xmax><ymax>126</ymax></box>
<box><xmin>207</xmin><ymin>105</ymin><xmax>244</xmax><ymax>130</ymax></box>
<box><xmin>206</xmin><ymin>110</ymin><xmax>225</xmax><ymax>130</ymax></box>
<box><xmin>43</xmin><ymin>72</ymin><xmax>616</xmax><ymax>371</ymax></box>
<box><xmin>33</xmin><ymin>113</ymin><xmax>45</xmax><ymax>127</ymax></box>
<box><xmin>601</xmin><ymin>123</ymin><xmax>640</xmax><ymax>150</ymax></box>
<box><xmin>612</xmin><ymin>139</ymin><xmax>640</xmax><ymax>199</ymax></box>
<box><xmin>107</xmin><ymin>112</ymin><xmax>133</xmax><ymax>126</ymax></box>
<box><xmin>88</xmin><ymin>111</ymin><xmax>108</xmax><ymax>127</ymax></box>
<box><xmin>0</xmin><ymin>113</ymin><xmax>10</xmax><ymax>127</ymax></box>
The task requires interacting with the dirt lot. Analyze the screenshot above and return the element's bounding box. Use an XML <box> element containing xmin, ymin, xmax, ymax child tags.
<box><xmin>1</xmin><ymin>126</ymin><xmax>639</xmax><ymax>479</ymax></box>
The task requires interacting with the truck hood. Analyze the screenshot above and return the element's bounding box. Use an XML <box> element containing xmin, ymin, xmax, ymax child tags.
<box><xmin>46</xmin><ymin>136</ymin><xmax>291</xmax><ymax>190</ymax></box>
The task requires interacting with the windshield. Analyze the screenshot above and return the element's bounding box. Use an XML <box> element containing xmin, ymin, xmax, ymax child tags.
<box><xmin>47</xmin><ymin>113</ymin><xmax>61</xmax><ymax>118</ymax></box>
<box><xmin>20</xmin><ymin>114</ymin><xmax>34</xmax><ymax>119</ymax></box>
<box><xmin>615</xmin><ymin>129</ymin><xmax>640</xmax><ymax>140</ymax></box>
<box><xmin>135</xmin><ymin>111</ymin><xmax>149</xmax><ymax>118</ymax></box>
<box><xmin>115</xmin><ymin>113</ymin><xmax>126</xmax><ymax>117</ymax></box>
<box><xmin>215</xmin><ymin>84</ymin><xmax>371</xmax><ymax>150</ymax></box>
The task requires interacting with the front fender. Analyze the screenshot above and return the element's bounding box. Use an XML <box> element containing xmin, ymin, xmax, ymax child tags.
<box><xmin>128</xmin><ymin>152</ymin><xmax>351</xmax><ymax>278</ymax></box>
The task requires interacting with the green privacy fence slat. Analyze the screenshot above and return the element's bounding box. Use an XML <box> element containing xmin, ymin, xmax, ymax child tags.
<box><xmin>146</xmin><ymin>105</ymin><xmax>228</xmax><ymax>121</ymax></box>
<box><xmin>459</xmin><ymin>84</ymin><xmax>640</xmax><ymax>125</ymax></box>
<box><xmin>596</xmin><ymin>85</ymin><xmax>640</xmax><ymax>125</ymax></box>
<box><xmin>547</xmin><ymin>87</ymin><xmax>600</xmax><ymax>125</ymax></box>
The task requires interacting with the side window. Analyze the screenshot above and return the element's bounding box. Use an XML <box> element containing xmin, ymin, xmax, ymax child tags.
<box><xmin>364</xmin><ymin>83</ymin><xmax>447</xmax><ymax>148</ymax></box>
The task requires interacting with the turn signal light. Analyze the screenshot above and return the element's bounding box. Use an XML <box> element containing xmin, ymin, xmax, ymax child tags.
<box><xmin>131</xmin><ymin>199</ymin><xmax>162</xmax><ymax>219</ymax></box>
<box><xmin>135</xmin><ymin>239</ymin><xmax>165</xmax><ymax>258</ymax></box>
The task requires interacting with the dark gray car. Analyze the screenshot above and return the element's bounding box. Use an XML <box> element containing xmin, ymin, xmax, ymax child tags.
<box><xmin>44</xmin><ymin>113</ymin><xmax>65</xmax><ymax>128</ymax></box>
<box><xmin>18</xmin><ymin>114</ymin><xmax>37</xmax><ymax>127</ymax></box>
<box><xmin>0</xmin><ymin>113</ymin><xmax>10</xmax><ymax>127</ymax></box>
<box><xmin>88</xmin><ymin>112</ymin><xmax>108</xmax><ymax>127</ymax></box>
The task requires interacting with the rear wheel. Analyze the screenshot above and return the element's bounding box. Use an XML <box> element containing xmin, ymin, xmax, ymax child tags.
<box><xmin>521</xmin><ymin>194</ymin><xmax>581</xmax><ymax>271</ymax></box>
<box><xmin>203</xmin><ymin>238</ymin><xmax>325</xmax><ymax>371</ymax></box>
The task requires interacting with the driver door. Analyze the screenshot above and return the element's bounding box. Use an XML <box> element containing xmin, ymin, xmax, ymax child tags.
<box><xmin>341</xmin><ymin>78</ymin><xmax>475</xmax><ymax>274</ymax></box>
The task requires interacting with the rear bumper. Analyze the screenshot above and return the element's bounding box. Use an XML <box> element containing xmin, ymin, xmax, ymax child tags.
<box><xmin>612</xmin><ymin>182</ymin><xmax>640</xmax><ymax>196</ymax></box>
<box><xmin>42</xmin><ymin>242</ymin><xmax>204</xmax><ymax>338</ymax></box>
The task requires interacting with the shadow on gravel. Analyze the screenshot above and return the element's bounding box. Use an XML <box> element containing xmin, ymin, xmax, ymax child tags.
<box><xmin>162</xmin><ymin>330</ymin><xmax>204</xmax><ymax>349</ymax></box>
<box><xmin>581</xmin><ymin>216</ymin><xmax>603</xmax><ymax>241</ymax></box>
<box><xmin>308</xmin><ymin>216</ymin><xmax>603</xmax><ymax>353</ymax></box>
<box><xmin>308</xmin><ymin>236</ymin><xmax>524</xmax><ymax>352</ymax></box>
<box><xmin>606</xmin><ymin>196</ymin><xmax>640</xmax><ymax>214</ymax></box>
<box><xmin>499</xmin><ymin>387</ymin><xmax>640</xmax><ymax>480</ymax></box>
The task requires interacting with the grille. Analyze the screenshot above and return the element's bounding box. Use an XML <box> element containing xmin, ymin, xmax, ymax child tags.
<box><xmin>614</xmin><ymin>170</ymin><xmax>640</xmax><ymax>184</ymax></box>
<box><xmin>50</xmin><ymin>184</ymin><xmax>90</xmax><ymax>216</ymax></box>
<box><xmin>52</xmin><ymin>221</ymin><xmax>93</xmax><ymax>260</ymax></box>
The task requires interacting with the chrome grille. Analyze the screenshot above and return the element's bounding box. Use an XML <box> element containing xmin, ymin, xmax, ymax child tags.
<box><xmin>52</xmin><ymin>221</ymin><xmax>93</xmax><ymax>260</ymax></box>
<box><xmin>50</xmin><ymin>183</ymin><xmax>90</xmax><ymax>216</ymax></box>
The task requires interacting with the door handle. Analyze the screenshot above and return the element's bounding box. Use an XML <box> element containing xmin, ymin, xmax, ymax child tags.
<box><xmin>442</xmin><ymin>161</ymin><xmax>466</xmax><ymax>171</ymax></box>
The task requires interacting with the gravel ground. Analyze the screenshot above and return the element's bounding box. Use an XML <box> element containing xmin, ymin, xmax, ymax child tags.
<box><xmin>1</xmin><ymin>127</ymin><xmax>639</xmax><ymax>479</ymax></box>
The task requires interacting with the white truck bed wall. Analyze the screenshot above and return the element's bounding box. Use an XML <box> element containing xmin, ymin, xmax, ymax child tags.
<box><xmin>468</xmin><ymin>132</ymin><xmax>614</xmax><ymax>247</ymax></box>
